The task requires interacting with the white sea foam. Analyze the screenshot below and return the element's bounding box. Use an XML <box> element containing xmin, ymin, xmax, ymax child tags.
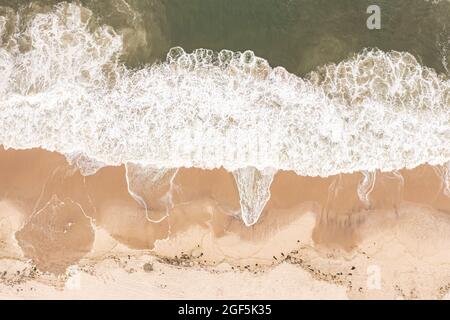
<box><xmin>65</xmin><ymin>151</ymin><xmax>106</xmax><ymax>176</ymax></box>
<box><xmin>433</xmin><ymin>162</ymin><xmax>450</xmax><ymax>197</ymax></box>
<box><xmin>444</xmin><ymin>163</ymin><xmax>450</xmax><ymax>197</ymax></box>
<box><xmin>0</xmin><ymin>3</ymin><xmax>449</xmax><ymax>175</ymax></box>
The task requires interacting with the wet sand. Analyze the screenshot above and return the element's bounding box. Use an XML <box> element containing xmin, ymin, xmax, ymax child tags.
<box><xmin>0</xmin><ymin>146</ymin><xmax>449</xmax><ymax>299</ymax></box>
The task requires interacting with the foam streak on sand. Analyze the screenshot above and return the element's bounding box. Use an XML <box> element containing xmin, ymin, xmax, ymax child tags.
<box><xmin>0</xmin><ymin>3</ymin><xmax>449</xmax><ymax>225</ymax></box>
<box><xmin>357</xmin><ymin>171</ymin><xmax>376</xmax><ymax>206</ymax></box>
<box><xmin>233</xmin><ymin>167</ymin><xmax>276</xmax><ymax>226</ymax></box>
<box><xmin>125</xmin><ymin>163</ymin><xmax>178</xmax><ymax>222</ymax></box>
<box><xmin>434</xmin><ymin>162</ymin><xmax>450</xmax><ymax>197</ymax></box>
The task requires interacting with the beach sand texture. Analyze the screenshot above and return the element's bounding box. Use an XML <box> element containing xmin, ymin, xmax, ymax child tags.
<box><xmin>0</xmin><ymin>147</ymin><xmax>449</xmax><ymax>299</ymax></box>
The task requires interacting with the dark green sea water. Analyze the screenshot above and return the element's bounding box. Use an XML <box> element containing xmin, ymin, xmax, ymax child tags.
<box><xmin>1</xmin><ymin>0</ymin><xmax>449</xmax><ymax>74</ymax></box>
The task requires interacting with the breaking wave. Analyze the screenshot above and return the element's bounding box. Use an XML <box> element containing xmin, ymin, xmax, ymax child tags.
<box><xmin>0</xmin><ymin>2</ymin><xmax>449</xmax><ymax>178</ymax></box>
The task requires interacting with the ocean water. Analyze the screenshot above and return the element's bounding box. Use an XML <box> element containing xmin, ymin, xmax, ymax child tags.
<box><xmin>0</xmin><ymin>0</ymin><xmax>449</xmax><ymax>225</ymax></box>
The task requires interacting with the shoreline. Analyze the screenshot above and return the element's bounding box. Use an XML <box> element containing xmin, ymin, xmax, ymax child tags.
<box><xmin>0</xmin><ymin>146</ymin><xmax>449</xmax><ymax>298</ymax></box>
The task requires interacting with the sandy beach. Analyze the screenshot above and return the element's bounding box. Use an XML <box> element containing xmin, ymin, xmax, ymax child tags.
<box><xmin>0</xmin><ymin>147</ymin><xmax>449</xmax><ymax>299</ymax></box>
<box><xmin>0</xmin><ymin>0</ymin><xmax>449</xmax><ymax>302</ymax></box>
